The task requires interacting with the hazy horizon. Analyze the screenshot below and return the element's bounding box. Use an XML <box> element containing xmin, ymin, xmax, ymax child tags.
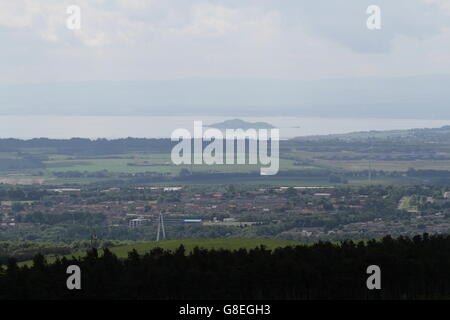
<box><xmin>1</xmin><ymin>115</ymin><xmax>449</xmax><ymax>140</ymax></box>
<box><xmin>1</xmin><ymin>1</ymin><xmax>450</xmax><ymax>120</ymax></box>
<box><xmin>1</xmin><ymin>74</ymin><xmax>450</xmax><ymax>119</ymax></box>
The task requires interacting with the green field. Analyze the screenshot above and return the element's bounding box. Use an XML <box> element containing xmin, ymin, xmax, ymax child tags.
<box><xmin>18</xmin><ymin>238</ymin><xmax>303</xmax><ymax>267</ymax></box>
<box><xmin>4</xmin><ymin>135</ymin><xmax>450</xmax><ymax>186</ymax></box>
<box><xmin>318</xmin><ymin>159</ymin><xmax>450</xmax><ymax>171</ymax></box>
<box><xmin>399</xmin><ymin>196</ymin><xmax>419</xmax><ymax>212</ymax></box>
<box><xmin>44</xmin><ymin>155</ymin><xmax>298</xmax><ymax>174</ymax></box>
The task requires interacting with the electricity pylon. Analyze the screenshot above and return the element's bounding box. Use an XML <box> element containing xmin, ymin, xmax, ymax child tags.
<box><xmin>368</xmin><ymin>133</ymin><xmax>373</xmax><ymax>184</ymax></box>
<box><xmin>156</xmin><ymin>211</ymin><xmax>166</xmax><ymax>241</ymax></box>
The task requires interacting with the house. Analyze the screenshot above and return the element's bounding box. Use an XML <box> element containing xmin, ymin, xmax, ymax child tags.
<box><xmin>313</xmin><ymin>193</ymin><xmax>331</xmax><ymax>198</ymax></box>
<box><xmin>184</xmin><ymin>219</ymin><xmax>202</xmax><ymax>223</ymax></box>
<box><xmin>129</xmin><ymin>218</ymin><xmax>146</xmax><ymax>228</ymax></box>
<box><xmin>164</xmin><ymin>187</ymin><xmax>182</xmax><ymax>192</ymax></box>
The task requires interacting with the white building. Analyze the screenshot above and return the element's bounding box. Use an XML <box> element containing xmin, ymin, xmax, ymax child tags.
<box><xmin>313</xmin><ymin>193</ymin><xmax>331</xmax><ymax>198</ymax></box>
<box><xmin>129</xmin><ymin>218</ymin><xmax>146</xmax><ymax>228</ymax></box>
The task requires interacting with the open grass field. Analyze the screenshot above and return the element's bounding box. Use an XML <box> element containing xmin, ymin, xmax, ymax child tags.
<box><xmin>43</xmin><ymin>154</ymin><xmax>300</xmax><ymax>174</ymax></box>
<box><xmin>399</xmin><ymin>196</ymin><xmax>419</xmax><ymax>212</ymax></box>
<box><xmin>0</xmin><ymin>177</ymin><xmax>51</xmax><ymax>185</ymax></box>
<box><xmin>18</xmin><ymin>238</ymin><xmax>303</xmax><ymax>267</ymax></box>
<box><xmin>318</xmin><ymin>159</ymin><xmax>450</xmax><ymax>171</ymax></box>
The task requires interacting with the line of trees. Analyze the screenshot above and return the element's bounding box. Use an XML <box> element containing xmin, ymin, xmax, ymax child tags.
<box><xmin>1</xmin><ymin>233</ymin><xmax>449</xmax><ymax>299</ymax></box>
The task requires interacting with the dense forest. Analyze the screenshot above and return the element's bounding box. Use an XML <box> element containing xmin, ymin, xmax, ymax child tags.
<box><xmin>1</xmin><ymin>234</ymin><xmax>449</xmax><ymax>299</ymax></box>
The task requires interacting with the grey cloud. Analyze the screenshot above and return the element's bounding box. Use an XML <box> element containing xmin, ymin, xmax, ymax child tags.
<box><xmin>261</xmin><ymin>0</ymin><xmax>448</xmax><ymax>53</ymax></box>
<box><xmin>1</xmin><ymin>0</ymin><xmax>450</xmax><ymax>84</ymax></box>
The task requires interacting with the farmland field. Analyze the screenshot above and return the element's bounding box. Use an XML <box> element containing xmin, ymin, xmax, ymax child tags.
<box><xmin>18</xmin><ymin>238</ymin><xmax>302</xmax><ymax>266</ymax></box>
<box><xmin>3</xmin><ymin>130</ymin><xmax>450</xmax><ymax>186</ymax></box>
<box><xmin>317</xmin><ymin>159</ymin><xmax>450</xmax><ymax>171</ymax></box>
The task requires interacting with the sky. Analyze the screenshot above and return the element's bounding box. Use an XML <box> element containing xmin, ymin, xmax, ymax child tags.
<box><xmin>1</xmin><ymin>0</ymin><xmax>450</xmax><ymax>84</ymax></box>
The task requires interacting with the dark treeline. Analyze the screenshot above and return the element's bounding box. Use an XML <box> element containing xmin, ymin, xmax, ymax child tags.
<box><xmin>0</xmin><ymin>157</ymin><xmax>45</xmax><ymax>170</ymax></box>
<box><xmin>46</xmin><ymin>169</ymin><xmax>350</xmax><ymax>184</ymax></box>
<box><xmin>407</xmin><ymin>168</ymin><xmax>450</xmax><ymax>178</ymax></box>
<box><xmin>0</xmin><ymin>138</ymin><xmax>173</xmax><ymax>155</ymax></box>
<box><xmin>0</xmin><ymin>138</ymin><xmax>273</xmax><ymax>155</ymax></box>
<box><xmin>2</xmin><ymin>134</ymin><xmax>450</xmax><ymax>157</ymax></box>
<box><xmin>16</xmin><ymin>211</ymin><xmax>107</xmax><ymax>225</ymax></box>
<box><xmin>0</xmin><ymin>187</ymin><xmax>49</xmax><ymax>201</ymax></box>
<box><xmin>1</xmin><ymin>233</ymin><xmax>449</xmax><ymax>300</ymax></box>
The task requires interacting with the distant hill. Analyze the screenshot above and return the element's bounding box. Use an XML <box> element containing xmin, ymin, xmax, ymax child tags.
<box><xmin>207</xmin><ymin>119</ymin><xmax>275</xmax><ymax>130</ymax></box>
<box><xmin>294</xmin><ymin>125</ymin><xmax>450</xmax><ymax>143</ymax></box>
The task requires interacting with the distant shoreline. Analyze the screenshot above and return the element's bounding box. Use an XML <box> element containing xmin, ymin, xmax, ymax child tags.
<box><xmin>1</xmin><ymin>115</ymin><xmax>449</xmax><ymax>140</ymax></box>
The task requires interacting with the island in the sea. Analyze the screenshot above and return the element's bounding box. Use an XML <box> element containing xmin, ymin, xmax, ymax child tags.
<box><xmin>207</xmin><ymin>119</ymin><xmax>275</xmax><ymax>130</ymax></box>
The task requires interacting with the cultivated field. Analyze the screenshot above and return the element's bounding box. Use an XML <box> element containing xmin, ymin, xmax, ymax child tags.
<box><xmin>18</xmin><ymin>238</ymin><xmax>302</xmax><ymax>267</ymax></box>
